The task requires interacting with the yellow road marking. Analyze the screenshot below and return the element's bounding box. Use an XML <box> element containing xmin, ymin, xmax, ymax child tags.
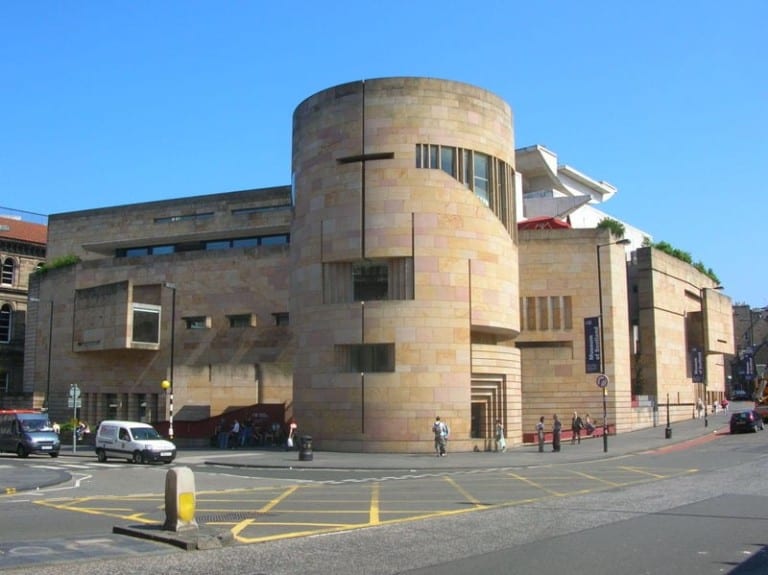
<box><xmin>505</xmin><ymin>471</ymin><xmax>565</xmax><ymax>496</ymax></box>
<box><xmin>568</xmin><ymin>469</ymin><xmax>621</xmax><ymax>487</ymax></box>
<box><xmin>369</xmin><ymin>482</ymin><xmax>380</xmax><ymax>524</ymax></box>
<box><xmin>443</xmin><ymin>476</ymin><xmax>487</xmax><ymax>509</ymax></box>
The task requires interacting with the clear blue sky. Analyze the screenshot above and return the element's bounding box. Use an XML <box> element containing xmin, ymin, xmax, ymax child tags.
<box><xmin>2</xmin><ymin>2</ymin><xmax>766</xmax><ymax>306</ymax></box>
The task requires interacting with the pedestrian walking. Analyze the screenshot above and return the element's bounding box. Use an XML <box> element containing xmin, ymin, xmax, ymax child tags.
<box><xmin>552</xmin><ymin>414</ymin><xmax>562</xmax><ymax>452</ymax></box>
<box><xmin>571</xmin><ymin>411</ymin><xmax>583</xmax><ymax>444</ymax></box>
<box><xmin>432</xmin><ymin>416</ymin><xmax>449</xmax><ymax>456</ymax></box>
<box><xmin>536</xmin><ymin>416</ymin><xmax>546</xmax><ymax>452</ymax></box>
<box><xmin>494</xmin><ymin>419</ymin><xmax>506</xmax><ymax>452</ymax></box>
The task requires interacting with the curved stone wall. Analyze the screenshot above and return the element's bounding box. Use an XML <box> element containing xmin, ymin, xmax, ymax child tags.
<box><xmin>291</xmin><ymin>78</ymin><xmax>520</xmax><ymax>452</ymax></box>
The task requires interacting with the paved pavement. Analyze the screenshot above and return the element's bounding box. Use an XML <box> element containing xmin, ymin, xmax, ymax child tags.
<box><xmin>1</xmin><ymin>412</ymin><xmax>732</xmax><ymax>496</ymax></box>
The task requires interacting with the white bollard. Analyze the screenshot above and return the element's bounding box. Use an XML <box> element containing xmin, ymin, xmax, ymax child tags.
<box><xmin>163</xmin><ymin>466</ymin><xmax>198</xmax><ymax>532</ymax></box>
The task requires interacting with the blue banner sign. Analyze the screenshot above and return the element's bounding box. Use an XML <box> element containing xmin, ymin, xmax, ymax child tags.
<box><xmin>585</xmin><ymin>316</ymin><xmax>601</xmax><ymax>374</ymax></box>
<box><xmin>692</xmin><ymin>348</ymin><xmax>704</xmax><ymax>383</ymax></box>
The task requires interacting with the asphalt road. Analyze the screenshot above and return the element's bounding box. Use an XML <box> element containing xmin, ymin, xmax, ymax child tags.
<box><xmin>1</xmin><ymin>411</ymin><xmax>767</xmax><ymax>574</ymax></box>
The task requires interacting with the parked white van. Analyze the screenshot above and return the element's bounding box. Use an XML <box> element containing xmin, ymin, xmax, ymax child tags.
<box><xmin>94</xmin><ymin>420</ymin><xmax>176</xmax><ymax>464</ymax></box>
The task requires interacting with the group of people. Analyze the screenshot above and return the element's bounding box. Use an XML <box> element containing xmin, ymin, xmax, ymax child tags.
<box><xmin>214</xmin><ymin>416</ymin><xmax>298</xmax><ymax>449</ymax></box>
<box><xmin>434</xmin><ymin>411</ymin><xmax>596</xmax><ymax>455</ymax></box>
<box><xmin>536</xmin><ymin>411</ymin><xmax>595</xmax><ymax>452</ymax></box>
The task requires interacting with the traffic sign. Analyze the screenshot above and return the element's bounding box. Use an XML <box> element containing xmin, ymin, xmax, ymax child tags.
<box><xmin>596</xmin><ymin>374</ymin><xmax>609</xmax><ymax>388</ymax></box>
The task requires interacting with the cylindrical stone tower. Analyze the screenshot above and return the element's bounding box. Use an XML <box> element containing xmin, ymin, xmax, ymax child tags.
<box><xmin>291</xmin><ymin>78</ymin><xmax>520</xmax><ymax>452</ymax></box>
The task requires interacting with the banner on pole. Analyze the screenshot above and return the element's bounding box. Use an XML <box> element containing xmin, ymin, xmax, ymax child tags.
<box><xmin>585</xmin><ymin>316</ymin><xmax>601</xmax><ymax>374</ymax></box>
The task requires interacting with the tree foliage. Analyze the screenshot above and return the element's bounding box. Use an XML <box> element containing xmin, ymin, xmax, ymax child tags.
<box><xmin>596</xmin><ymin>217</ymin><xmax>626</xmax><ymax>238</ymax></box>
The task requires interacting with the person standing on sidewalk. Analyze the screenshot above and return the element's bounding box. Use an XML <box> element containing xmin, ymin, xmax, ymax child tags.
<box><xmin>552</xmin><ymin>414</ymin><xmax>562</xmax><ymax>452</ymax></box>
<box><xmin>536</xmin><ymin>416</ymin><xmax>546</xmax><ymax>452</ymax></box>
<box><xmin>432</xmin><ymin>416</ymin><xmax>448</xmax><ymax>456</ymax></box>
<box><xmin>571</xmin><ymin>411</ymin><xmax>583</xmax><ymax>445</ymax></box>
<box><xmin>494</xmin><ymin>419</ymin><xmax>507</xmax><ymax>452</ymax></box>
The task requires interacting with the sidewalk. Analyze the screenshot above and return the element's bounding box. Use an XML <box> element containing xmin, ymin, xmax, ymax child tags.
<box><xmin>197</xmin><ymin>415</ymin><xmax>728</xmax><ymax>470</ymax></box>
<box><xmin>0</xmin><ymin>414</ymin><xmax>730</xmax><ymax>495</ymax></box>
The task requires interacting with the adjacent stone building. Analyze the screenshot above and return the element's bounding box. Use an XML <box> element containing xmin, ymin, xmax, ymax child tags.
<box><xmin>0</xmin><ymin>214</ymin><xmax>47</xmax><ymax>408</ymax></box>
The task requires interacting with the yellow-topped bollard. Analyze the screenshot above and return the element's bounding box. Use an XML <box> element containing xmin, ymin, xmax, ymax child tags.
<box><xmin>163</xmin><ymin>466</ymin><xmax>198</xmax><ymax>532</ymax></box>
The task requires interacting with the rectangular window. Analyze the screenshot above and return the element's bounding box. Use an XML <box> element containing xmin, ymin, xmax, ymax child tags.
<box><xmin>1</xmin><ymin>259</ymin><xmax>14</xmax><ymax>285</ymax></box>
<box><xmin>563</xmin><ymin>296</ymin><xmax>573</xmax><ymax>330</ymax></box>
<box><xmin>551</xmin><ymin>296</ymin><xmax>562</xmax><ymax>330</ymax></box>
<box><xmin>353</xmin><ymin>261</ymin><xmax>389</xmax><ymax>301</ymax></box>
<box><xmin>440</xmin><ymin>147</ymin><xmax>456</xmax><ymax>177</ymax></box>
<box><xmin>461</xmin><ymin>149</ymin><xmax>472</xmax><ymax>187</ymax></box>
<box><xmin>272</xmin><ymin>312</ymin><xmax>289</xmax><ymax>326</ymax></box>
<box><xmin>184</xmin><ymin>316</ymin><xmax>209</xmax><ymax>329</ymax></box>
<box><xmin>132</xmin><ymin>304</ymin><xmax>160</xmax><ymax>344</ymax></box>
<box><xmin>473</xmin><ymin>152</ymin><xmax>490</xmax><ymax>206</ymax></box>
<box><xmin>538</xmin><ymin>297</ymin><xmax>549</xmax><ymax>331</ymax></box>
<box><xmin>227</xmin><ymin>314</ymin><xmax>254</xmax><ymax>328</ymax></box>
<box><xmin>260</xmin><ymin>234</ymin><xmax>289</xmax><ymax>246</ymax></box>
<box><xmin>205</xmin><ymin>240</ymin><xmax>230</xmax><ymax>251</ymax></box>
<box><xmin>336</xmin><ymin>343</ymin><xmax>395</xmax><ymax>372</ymax></box>
<box><xmin>525</xmin><ymin>297</ymin><xmax>536</xmax><ymax>331</ymax></box>
<box><xmin>232</xmin><ymin>237</ymin><xmax>259</xmax><ymax>248</ymax></box>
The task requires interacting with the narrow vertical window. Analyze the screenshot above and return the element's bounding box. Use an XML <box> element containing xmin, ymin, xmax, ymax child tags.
<box><xmin>538</xmin><ymin>297</ymin><xmax>549</xmax><ymax>331</ymax></box>
<box><xmin>440</xmin><ymin>147</ymin><xmax>456</xmax><ymax>178</ymax></box>
<box><xmin>1</xmin><ymin>258</ymin><xmax>14</xmax><ymax>286</ymax></box>
<box><xmin>525</xmin><ymin>297</ymin><xmax>537</xmax><ymax>331</ymax></box>
<box><xmin>0</xmin><ymin>304</ymin><xmax>11</xmax><ymax>343</ymax></box>
<box><xmin>462</xmin><ymin>149</ymin><xmax>473</xmax><ymax>187</ymax></box>
<box><xmin>474</xmin><ymin>152</ymin><xmax>490</xmax><ymax>206</ymax></box>
<box><xmin>429</xmin><ymin>145</ymin><xmax>439</xmax><ymax>168</ymax></box>
<box><xmin>551</xmin><ymin>296</ymin><xmax>562</xmax><ymax>330</ymax></box>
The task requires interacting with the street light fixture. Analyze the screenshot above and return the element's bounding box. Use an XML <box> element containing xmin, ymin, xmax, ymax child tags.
<box><xmin>162</xmin><ymin>283</ymin><xmax>176</xmax><ymax>440</ymax></box>
<box><xmin>699</xmin><ymin>285</ymin><xmax>724</xmax><ymax>428</ymax></box>
<box><xmin>596</xmin><ymin>237</ymin><xmax>631</xmax><ymax>453</ymax></box>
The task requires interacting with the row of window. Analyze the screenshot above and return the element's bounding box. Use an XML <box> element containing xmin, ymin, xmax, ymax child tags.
<box><xmin>153</xmin><ymin>203</ymin><xmax>292</xmax><ymax>225</ymax></box>
<box><xmin>323</xmin><ymin>258</ymin><xmax>414</xmax><ymax>304</ymax></box>
<box><xmin>415</xmin><ymin>143</ymin><xmax>515</xmax><ymax>233</ymax></box>
<box><xmin>520</xmin><ymin>296</ymin><xmax>574</xmax><ymax>331</ymax></box>
<box><xmin>131</xmin><ymin>305</ymin><xmax>289</xmax><ymax>346</ymax></box>
<box><xmin>116</xmin><ymin>233</ymin><xmax>290</xmax><ymax>258</ymax></box>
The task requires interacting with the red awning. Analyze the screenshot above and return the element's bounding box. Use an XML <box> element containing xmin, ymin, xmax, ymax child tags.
<box><xmin>517</xmin><ymin>216</ymin><xmax>571</xmax><ymax>230</ymax></box>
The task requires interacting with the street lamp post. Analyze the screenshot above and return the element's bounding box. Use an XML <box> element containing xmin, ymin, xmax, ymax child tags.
<box><xmin>596</xmin><ymin>238</ymin><xmax>631</xmax><ymax>453</ymax></box>
<box><xmin>162</xmin><ymin>283</ymin><xmax>176</xmax><ymax>440</ymax></box>
<box><xmin>700</xmin><ymin>285</ymin><xmax>724</xmax><ymax>428</ymax></box>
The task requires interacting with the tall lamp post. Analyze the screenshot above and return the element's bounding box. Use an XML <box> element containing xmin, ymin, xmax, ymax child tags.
<box><xmin>161</xmin><ymin>283</ymin><xmax>176</xmax><ymax>439</ymax></box>
<box><xmin>700</xmin><ymin>285</ymin><xmax>723</xmax><ymax>428</ymax></box>
<box><xmin>596</xmin><ymin>238</ymin><xmax>631</xmax><ymax>453</ymax></box>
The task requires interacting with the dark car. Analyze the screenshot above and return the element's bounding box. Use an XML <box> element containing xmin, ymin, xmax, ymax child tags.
<box><xmin>730</xmin><ymin>410</ymin><xmax>765</xmax><ymax>434</ymax></box>
<box><xmin>730</xmin><ymin>389</ymin><xmax>750</xmax><ymax>401</ymax></box>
